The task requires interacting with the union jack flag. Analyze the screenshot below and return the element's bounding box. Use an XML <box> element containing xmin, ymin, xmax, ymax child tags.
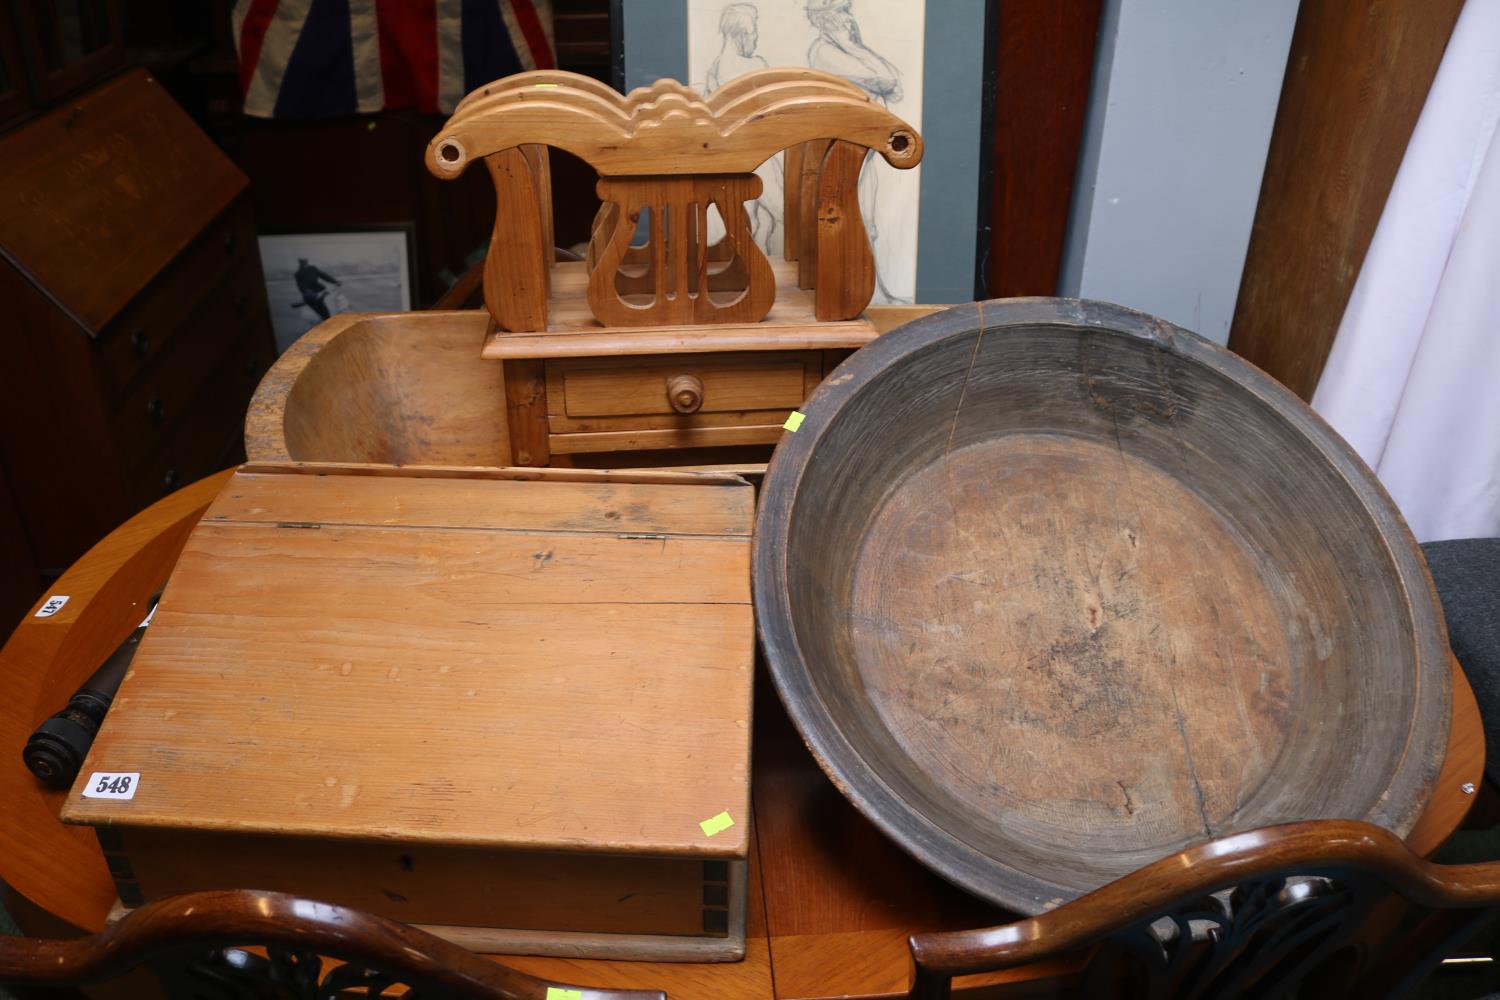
<box><xmin>233</xmin><ymin>0</ymin><xmax>555</xmax><ymax>118</ymax></box>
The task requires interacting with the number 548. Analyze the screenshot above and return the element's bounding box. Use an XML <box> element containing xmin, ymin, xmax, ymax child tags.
<box><xmin>95</xmin><ymin>775</ymin><xmax>132</xmax><ymax>794</ymax></box>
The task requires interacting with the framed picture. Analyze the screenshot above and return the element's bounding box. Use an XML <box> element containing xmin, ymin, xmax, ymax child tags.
<box><xmin>613</xmin><ymin>0</ymin><xmax>993</xmax><ymax>305</ymax></box>
<box><xmin>257</xmin><ymin>225</ymin><xmax>416</xmax><ymax>353</ymax></box>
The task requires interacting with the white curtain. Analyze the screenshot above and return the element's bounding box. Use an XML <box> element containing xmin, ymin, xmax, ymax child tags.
<box><xmin>1312</xmin><ymin>0</ymin><xmax>1500</xmax><ymax>543</ymax></box>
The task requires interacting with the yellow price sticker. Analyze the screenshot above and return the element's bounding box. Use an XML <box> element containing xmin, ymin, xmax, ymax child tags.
<box><xmin>546</xmin><ymin>989</ymin><xmax>583</xmax><ymax>1000</ymax></box>
<box><xmin>699</xmin><ymin>810</ymin><xmax>735</xmax><ymax>836</ymax></box>
<box><xmin>783</xmin><ymin>411</ymin><xmax>806</xmax><ymax>432</ymax></box>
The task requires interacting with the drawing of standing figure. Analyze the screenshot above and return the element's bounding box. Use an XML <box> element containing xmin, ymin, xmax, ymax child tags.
<box><xmin>706</xmin><ymin>3</ymin><xmax>779</xmax><ymax>249</ymax></box>
<box><xmin>706</xmin><ymin>3</ymin><xmax>769</xmax><ymax>90</ymax></box>
<box><xmin>805</xmin><ymin>0</ymin><xmax>906</xmax><ymax>302</ymax></box>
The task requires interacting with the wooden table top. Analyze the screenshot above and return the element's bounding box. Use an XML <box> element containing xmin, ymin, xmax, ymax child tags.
<box><xmin>0</xmin><ymin>470</ymin><xmax>1483</xmax><ymax>1000</ymax></box>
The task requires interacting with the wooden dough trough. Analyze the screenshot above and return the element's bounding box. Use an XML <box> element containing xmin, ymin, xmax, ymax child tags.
<box><xmin>62</xmin><ymin>461</ymin><xmax>756</xmax><ymax>961</ymax></box>
<box><xmin>241</xmin><ymin>305</ymin><xmax>942</xmax><ymax>473</ymax></box>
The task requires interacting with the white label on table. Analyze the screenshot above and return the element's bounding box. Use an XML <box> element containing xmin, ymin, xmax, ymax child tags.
<box><xmin>34</xmin><ymin>595</ymin><xmax>69</xmax><ymax>617</ymax></box>
<box><xmin>82</xmin><ymin>772</ymin><xmax>140</xmax><ymax>800</ymax></box>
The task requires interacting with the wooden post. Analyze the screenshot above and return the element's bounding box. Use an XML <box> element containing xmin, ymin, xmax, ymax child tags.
<box><xmin>783</xmin><ymin>142</ymin><xmax>806</xmax><ymax>262</ymax></box>
<box><xmin>482</xmin><ymin>148</ymin><xmax>549</xmax><ymax>333</ymax></box>
<box><xmin>815</xmin><ymin>141</ymin><xmax>875</xmax><ymax>321</ymax></box>
<box><xmin>500</xmin><ymin>331</ymin><xmax>550</xmax><ymax>466</ymax></box>
<box><xmin>796</xmin><ymin>139</ymin><xmax>831</xmax><ymax>291</ymax></box>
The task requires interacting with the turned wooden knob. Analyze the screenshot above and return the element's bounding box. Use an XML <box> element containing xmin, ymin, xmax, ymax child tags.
<box><xmin>667</xmin><ymin>374</ymin><xmax>705</xmax><ymax>414</ymax></box>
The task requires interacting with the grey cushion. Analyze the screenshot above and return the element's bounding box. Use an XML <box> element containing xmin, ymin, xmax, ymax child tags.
<box><xmin>1422</xmin><ymin>539</ymin><xmax>1500</xmax><ymax>787</ymax></box>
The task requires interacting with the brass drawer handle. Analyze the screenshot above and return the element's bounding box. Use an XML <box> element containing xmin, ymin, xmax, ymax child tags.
<box><xmin>667</xmin><ymin>374</ymin><xmax>704</xmax><ymax>414</ymax></box>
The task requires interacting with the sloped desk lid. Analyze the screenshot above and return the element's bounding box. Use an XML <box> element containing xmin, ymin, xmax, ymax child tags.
<box><xmin>0</xmin><ymin>68</ymin><xmax>247</xmax><ymax>336</ymax></box>
<box><xmin>62</xmin><ymin>462</ymin><xmax>756</xmax><ymax>859</ymax></box>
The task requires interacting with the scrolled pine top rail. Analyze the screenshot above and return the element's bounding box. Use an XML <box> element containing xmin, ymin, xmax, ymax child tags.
<box><xmin>425</xmin><ymin>68</ymin><xmax>923</xmax><ymax>178</ymax></box>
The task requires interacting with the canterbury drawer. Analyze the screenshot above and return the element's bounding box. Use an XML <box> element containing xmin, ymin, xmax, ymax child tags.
<box><xmin>540</xmin><ymin>350</ymin><xmax>831</xmax><ymax>456</ymax></box>
<box><xmin>546</xmin><ymin>351</ymin><xmax>823</xmax><ymax>428</ymax></box>
<box><xmin>114</xmin><ymin>260</ymin><xmax>269</xmax><ymax>467</ymax></box>
<box><xmin>97</xmin><ymin>200</ymin><xmax>259</xmax><ymax>400</ymax></box>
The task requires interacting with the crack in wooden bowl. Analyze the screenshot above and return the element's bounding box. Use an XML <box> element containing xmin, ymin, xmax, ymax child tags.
<box><xmin>753</xmin><ymin>298</ymin><xmax>1451</xmax><ymax>914</ymax></box>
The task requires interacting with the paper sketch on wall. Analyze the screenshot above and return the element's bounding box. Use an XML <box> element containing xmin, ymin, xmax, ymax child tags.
<box><xmin>690</xmin><ymin>0</ymin><xmax>925</xmax><ymax>304</ymax></box>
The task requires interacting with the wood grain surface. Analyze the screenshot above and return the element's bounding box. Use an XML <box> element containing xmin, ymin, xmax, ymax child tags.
<box><xmin>0</xmin><ymin>470</ymin><xmax>234</xmax><ymax>933</ymax></box>
<box><xmin>0</xmin><ymin>69</ymin><xmax>247</xmax><ymax>333</ymax></box>
<box><xmin>795</xmin><ymin>139</ymin><xmax>831</xmax><ymax>292</ymax></box>
<box><xmin>586</xmin><ymin>176</ymin><xmax>775</xmax><ymax>328</ymax></box>
<box><xmin>813</xmin><ymin>141</ymin><xmax>874</xmax><ymax>321</ymax></box>
<box><xmin>985</xmin><ymin>0</ymin><xmax>1104</xmax><ymax>299</ymax></box>
<box><xmin>0</xmin><ymin>69</ymin><xmax>272</xmax><ymax>599</ymax></box>
<box><xmin>548</xmin><ymin>354</ymin><xmax>813</xmax><ymax>422</ymax></box>
<box><xmin>65</xmin><ymin>466</ymin><xmax>754</xmax><ymax>857</ymax></box>
<box><xmin>782</xmin><ymin>143</ymin><xmax>805</xmax><ymax>263</ymax></box>
<box><xmin>852</xmin><ymin>435</ymin><xmax>1292</xmax><ymax>863</ymax></box>
<box><xmin>547</xmin><ymin>425</ymin><xmax>787</xmax><ymax>456</ymax></box>
<box><xmin>239</xmin><ymin>285</ymin><xmax>940</xmax><ymax>474</ymax></box>
<box><xmin>483</xmin><ymin>147</ymin><xmax>552</xmax><ymax>333</ymax></box>
<box><xmin>0</xmin><ymin>470</ymin><xmax>1481</xmax><ymax>999</ymax></box>
<box><xmin>1228</xmin><ymin>0</ymin><xmax>1464</xmax><ymax>398</ymax></box>
<box><xmin>755</xmin><ymin>299</ymin><xmax>1453</xmax><ymax>915</ymax></box>
<box><xmin>2</xmin><ymin>888</ymin><xmax>667</xmax><ymax>1000</ymax></box>
<box><xmin>487</xmin><ymin>258</ymin><xmax>881</xmax><ymax>351</ymax></box>
<box><xmin>119</xmin><ymin>830</ymin><xmax>718</xmax><ymax>935</ymax></box>
<box><xmin>426</xmin><ymin>70</ymin><xmax>922</xmax><ymax>179</ymax></box>
<box><xmin>753</xmin><ymin>649</ymin><xmax>1481</xmax><ymax>1000</ymax></box>
<box><xmin>245</xmin><ymin>311</ymin><xmax>511</xmax><ymax>468</ymax></box>
<box><xmin>436</xmin><ymin>70</ymin><xmax>919</xmax><ymax>334</ymax></box>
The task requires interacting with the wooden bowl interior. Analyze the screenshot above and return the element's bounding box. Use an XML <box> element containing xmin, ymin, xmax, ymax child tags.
<box><xmin>780</xmin><ymin>320</ymin><xmax>1434</xmax><ymax>902</ymax></box>
<box><xmin>254</xmin><ymin>313</ymin><xmax>511</xmax><ymax>467</ymax></box>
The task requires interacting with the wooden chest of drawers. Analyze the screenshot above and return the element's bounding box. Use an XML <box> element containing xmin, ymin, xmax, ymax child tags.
<box><xmin>0</xmin><ymin>69</ymin><xmax>276</xmax><ymax>607</ymax></box>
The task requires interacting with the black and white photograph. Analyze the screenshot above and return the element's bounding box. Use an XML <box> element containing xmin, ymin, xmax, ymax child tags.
<box><xmin>258</xmin><ymin>227</ymin><xmax>415</xmax><ymax>352</ymax></box>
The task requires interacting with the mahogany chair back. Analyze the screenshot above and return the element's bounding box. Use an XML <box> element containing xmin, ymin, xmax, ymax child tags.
<box><xmin>0</xmin><ymin>888</ymin><xmax>663</xmax><ymax>1000</ymax></box>
<box><xmin>908</xmin><ymin>819</ymin><xmax>1500</xmax><ymax>999</ymax></box>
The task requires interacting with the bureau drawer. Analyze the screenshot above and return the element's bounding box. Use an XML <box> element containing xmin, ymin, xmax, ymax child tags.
<box><xmin>113</xmin><ymin>260</ymin><xmax>269</xmax><ymax>467</ymax></box>
<box><xmin>129</xmin><ymin>325</ymin><xmax>275</xmax><ymax>506</ymax></box>
<box><xmin>97</xmin><ymin>201</ymin><xmax>259</xmax><ymax>399</ymax></box>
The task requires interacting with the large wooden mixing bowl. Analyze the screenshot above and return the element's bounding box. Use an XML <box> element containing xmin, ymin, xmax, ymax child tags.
<box><xmin>753</xmin><ymin>299</ymin><xmax>1451</xmax><ymax>914</ymax></box>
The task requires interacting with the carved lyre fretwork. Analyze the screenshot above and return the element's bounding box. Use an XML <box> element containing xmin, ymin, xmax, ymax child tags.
<box><xmin>425</xmin><ymin>68</ymin><xmax>922</xmax><ymax>332</ymax></box>
<box><xmin>587</xmin><ymin>174</ymin><xmax>776</xmax><ymax>326</ymax></box>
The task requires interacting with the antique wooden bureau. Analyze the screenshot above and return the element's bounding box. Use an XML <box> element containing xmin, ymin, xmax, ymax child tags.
<box><xmin>0</xmin><ymin>68</ymin><xmax>275</xmax><ymax>586</ymax></box>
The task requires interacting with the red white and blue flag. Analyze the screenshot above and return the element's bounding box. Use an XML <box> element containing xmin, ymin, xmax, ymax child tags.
<box><xmin>233</xmin><ymin>0</ymin><xmax>554</xmax><ymax>118</ymax></box>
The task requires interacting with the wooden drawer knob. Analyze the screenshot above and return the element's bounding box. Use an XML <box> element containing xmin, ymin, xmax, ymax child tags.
<box><xmin>667</xmin><ymin>374</ymin><xmax>705</xmax><ymax>414</ymax></box>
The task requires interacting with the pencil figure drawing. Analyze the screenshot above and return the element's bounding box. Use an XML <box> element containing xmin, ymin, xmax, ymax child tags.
<box><xmin>805</xmin><ymin>0</ymin><xmax>904</xmax><ymax>301</ymax></box>
<box><xmin>690</xmin><ymin>0</ymin><xmax>925</xmax><ymax>304</ymax></box>
<box><xmin>705</xmin><ymin>3</ymin><xmax>780</xmax><ymax>249</ymax></box>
